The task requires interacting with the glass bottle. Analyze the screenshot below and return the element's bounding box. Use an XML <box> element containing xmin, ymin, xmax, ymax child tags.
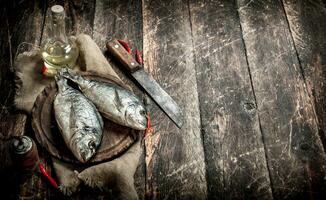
<box><xmin>41</xmin><ymin>5</ymin><xmax>79</xmax><ymax>77</ymax></box>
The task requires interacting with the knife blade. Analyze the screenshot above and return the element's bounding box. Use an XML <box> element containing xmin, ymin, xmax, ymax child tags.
<box><xmin>107</xmin><ymin>40</ymin><xmax>184</xmax><ymax>128</ymax></box>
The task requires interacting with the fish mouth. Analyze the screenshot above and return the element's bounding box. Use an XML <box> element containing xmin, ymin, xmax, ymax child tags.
<box><xmin>132</xmin><ymin>117</ymin><xmax>147</xmax><ymax>130</ymax></box>
<box><xmin>76</xmin><ymin>139</ymin><xmax>97</xmax><ymax>163</ymax></box>
<box><xmin>88</xmin><ymin>140</ymin><xmax>96</xmax><ymax>150</ymax></box>
<box><xmin>80</xmin><ymin>148</ymin><xmax>94</xmax><ymax>163</ymax></box>
<box><xmin>139</xmin><ymin>117</ymin><xmax>147</xmax><ymax>127</ymax></box>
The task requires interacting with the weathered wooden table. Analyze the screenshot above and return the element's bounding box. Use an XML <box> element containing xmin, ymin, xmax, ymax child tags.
<box><xmin>0</xmin><ymin>0</ymin><xmax>325</xmax><ymax>199</ymax></box>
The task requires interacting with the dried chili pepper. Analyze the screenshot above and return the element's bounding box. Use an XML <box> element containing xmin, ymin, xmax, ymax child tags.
<box><xmin>135</xmin><ymin>49</ymin><xmax>142</xmax><ymax>64</ymax></box>
<box><xmin>41</xmin><ymin>64</ymin><xmax>47</xmax><ymax>75</ymax></box>
<box><xmin>38</xmin><ymin>163</ymin><xmax>58</xmax><ymax>188</ymax></box>
<box><xmin>144</xmin><ymin>112</ymin><xmax>152</xmax><ymax>137</ymax></box>
<box><xmin>117</xmin><ymin>39</ymin><xmax>132</xmax><ymax>54</ymax></box>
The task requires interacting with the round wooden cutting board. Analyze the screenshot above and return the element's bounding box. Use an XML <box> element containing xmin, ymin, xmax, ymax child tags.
<box><xmin>31</xmin><ymin>72</ymin><xmax>139</xmax><ymax>164</ymax></box>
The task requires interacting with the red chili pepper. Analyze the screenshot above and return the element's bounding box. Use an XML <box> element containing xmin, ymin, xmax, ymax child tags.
<box><xmin>38</xmin><ymin>163</ymin><xmax>58</xmax><ymax>188</ymax></box>
<box><xmin>117</xmin><ymin>40</ymin><xmax>132</xmax><ymax>54</ymax></box>
<box><xmin>135</xmin><ymin>49</ymin><xmax>142</xmax><ymax>64</ymax></box>
<box><xmin>41</xmin><ymin>65</ymin><xmax>47</xmax><ymax>75</ymax></box>
<box><xmin>144</xmin><ymin>112</ymin><xmax>151</xmax><ymax>137</ymax></box>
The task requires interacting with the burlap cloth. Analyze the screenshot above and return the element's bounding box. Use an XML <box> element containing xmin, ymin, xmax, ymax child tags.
<box><xmin>14</xmin><ymin>34</ymin><xmax>141</xmax><ymax>199</ymax></box>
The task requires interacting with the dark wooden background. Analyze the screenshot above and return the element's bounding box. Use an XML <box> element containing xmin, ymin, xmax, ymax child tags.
<box><xmin>0</xmin><ymin>0</ymin><xmax>325</xmax><ymax>199</ymax></box>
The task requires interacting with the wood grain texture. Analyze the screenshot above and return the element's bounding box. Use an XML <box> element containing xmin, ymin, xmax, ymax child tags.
<box><xmin>93</xmin><ymin>0</ymin><xmax>144</xmax><ymax>96</ymax></box>
<box><xmin>237</xmin><ymin>0</ymin><xmax>326</xmax><ymax>198</ymax></box>
<box><xmin>0</xmin><ymin>0</ymin><xmax>45</xmax><ymax>118</ymax></box>
<box><xmin>93</xmin><ymin>0</ymin><xmax>146</xmax><ymax>198</ymax></box>
<box><xmin>6</xmin><ymin>0</ymin><xmax>45</xmax><ymax>56</ymax></box>
<box><xmin>142</xmin><ymin>0</ymin><xmax>207</xmax><ymax>199</ymax></box>
<box><xmin>0</xmin><ymin>0</ymin><xmax>48</xmax><ymax>199</ymax></box>
<box><xmin>93</xmin><ymin>0</ymin><xmax>142</xmax><ymax>50</ymax></box>
<box><xmin>282</xmin><ymin>0</ymin><xmax>326</xmax><ymax>150</ymax></box>
<box><xmin>189</xmin><ymin>0</ymin><xmax>273</xmax><ymax>199</ymax></box>
<box><xmin>45</xmin><ymin>0</ymin><xmax>95</xmax><ymax>36</ymax></box>
<box><xmin>0</xmin><ymin>5</ymin><xmax>14</xmax><ymax>119</ymax></box>
<box><xmin>0</xmin><ymin>114</ymin><xmax>27</xmax><ymax>188</ymax></box>
<box><xmin>0</xmin><ymin>114</ymin><xmax>27</xmax><ymax>172</ymax></box>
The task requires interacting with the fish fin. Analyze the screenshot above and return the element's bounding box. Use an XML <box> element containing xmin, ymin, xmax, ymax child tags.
<box><xmin>57</xmin><ymin>68</ymin><xmax>71</xmax><ymax>80</ymax></box>
<box><xmin>58</xmin><ymin>68</ymin><xmax>79</xmax><ymax>84</ymax></box>
<box><xmin>114</xmin><ymin>89</ymin><xmax>123</xmax><ymax>112</ymax></box>
<box><xmin>55</xmin><ymin>76</ymin><xmax>69</xmax><ymax>92</ymax></box>
<box><xmin>54</xmin><ymin>74</ymin><xmax>60</xmax><ymax>82</ymax></box>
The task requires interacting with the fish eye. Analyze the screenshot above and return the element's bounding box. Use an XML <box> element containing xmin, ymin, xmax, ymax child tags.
<box><xmin>140</xmin><ymin>109</ymin><xmax>146</xmax><ymax>116</ymax></box>
<box><xmin>88</xmin><ymin>140</ymin><xmax>96</xmax><ymax>150</ymax></box>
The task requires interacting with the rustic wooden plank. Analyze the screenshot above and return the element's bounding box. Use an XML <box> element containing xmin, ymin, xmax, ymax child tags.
<box><xmin>142</xmin><ymin>0</ymin><xmax>207</xmax><ymax>199</ymax></box>
<box><xmin>0</xmin><ymin>114</ymin><xmax>27</xmax><ymax>139</ymax></box>
<box><xmin>0</xmin><ymin>0</ymin><xmax>45</xmax><ymax>119</ymax></box>
<box><xmin>189</xmin><ymin>0</ymin><xmax>273</xmax><ymax>199</ymax></box>
<box><xmin>93</xmin><ymin>0</ymin><xmax>146</xmax><ymax>198</ymax></box>
<box><xmin>0</xmin><ymin>7</ymin><xmax>13</xmax><ymax>120</ymax></box>
<box><xmin>46</xmin><ymin>0</ymin><xmax>95</xmax><ymax>36</ymax></box>
<box><xmin>0</xmin><ymin>0</ymin><xmax>47</xmax><ymax>199</ymax></box>
<box><xmin>0</xmin><ymin>114</ymin><xmax>27</xmax><ymax>187</ymax></box>
<box><xmin>1</xmin><ymin>0</ymin><xmax>45</xmax><ymax>115</ymax></box>
<box><xmin>93</xmin><ymin>0</ymin><xmax>143</xmax><ymax>95</ymax></box>
<box><xmin>237</xmin><ymin>0</ymin><xmax>326</xmax><ymax>198</ymax></box>
<box><xmin>93</xmin><ymin>0</ymin><xmax>142</xmax><ymax>49</ymax></box>
<box><xmin>282</xmin><ymin>0</ymin><xmax>326</xmax><ymax>150</ymax></box>
<box><xmin>6</xmin><ymin>0</ymin><xmax>45</xmax><ymax>57</ymax></box>
<box><xmin>0</xmin><ymin>114</ymin><xmax>27</xmax><ymax>195</ymax></box>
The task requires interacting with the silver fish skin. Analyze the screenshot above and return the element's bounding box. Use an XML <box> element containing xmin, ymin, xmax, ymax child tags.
<box><xmin>54</xmin><ymin>76</ymin><xmax>104</xmax><ymax>163</ymax></box>
<box><xmin>58</xmin><ymin>68</ymin><xmax>147</xmax><ymax>130</ymax></box>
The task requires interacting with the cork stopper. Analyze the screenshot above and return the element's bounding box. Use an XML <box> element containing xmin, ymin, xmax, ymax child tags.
<box><xmin>51</xmin><ymin>5</ymin><xmax>64</xmax><ymax>14</ymax></box>
<box><xmin>51</xmin><ymin>5</ymin><xmax>65</xmax><ymax>21</ymax></box>
<box><xmin>10</xmin><ymin>136</ymin><xmax>39</xmax><ymax>170</ymax></box>
<box><xmin>11</xmin><ymin>136</ymin><xmax>33</xmax><ymax>155</ymax></box>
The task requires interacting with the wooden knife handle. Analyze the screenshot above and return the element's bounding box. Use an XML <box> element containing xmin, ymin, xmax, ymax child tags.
<box><xmin>106</xmin><ymin>40</ymin><xmax>141</xmax><ymax>73</ymax></box>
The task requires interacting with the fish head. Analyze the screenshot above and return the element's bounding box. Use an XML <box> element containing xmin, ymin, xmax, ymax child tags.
<box><xmin>71</xmin><ymin>131</ymin><xmax>99</xmax><ymax>163</ymax></box>
<box><xmin>125</xmin><ymin>103</ymin><xmax>147</xmax><ymax>130</ymax></box>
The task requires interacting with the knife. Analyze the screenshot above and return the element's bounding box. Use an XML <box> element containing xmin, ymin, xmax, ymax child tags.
<box><xmin>107</xmin><ymin>40</ymin><xmax>184</xmax><ymax>129</ymax></box>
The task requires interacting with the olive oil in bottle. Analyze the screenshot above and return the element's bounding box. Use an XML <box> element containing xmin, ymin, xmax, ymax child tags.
<box><xmin>41</xmin><ymin>5</ymin><xmax>78</xmax><ymax>77</ymax></box>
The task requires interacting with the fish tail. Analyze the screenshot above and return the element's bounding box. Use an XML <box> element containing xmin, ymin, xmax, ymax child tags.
<box><xmin>57</xmin><ymin>68</ymin><xmax>83</xmax><ymax>85</ymax></box>
<box><xmin>54</xmin><ymin>74</ymin><xmax>61</xmax><ymax>82</ymax></box>
<box><xmin>55</xmin><ymin>75</ymin><xmax>69</xmax><ymax>92</ymax></box>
